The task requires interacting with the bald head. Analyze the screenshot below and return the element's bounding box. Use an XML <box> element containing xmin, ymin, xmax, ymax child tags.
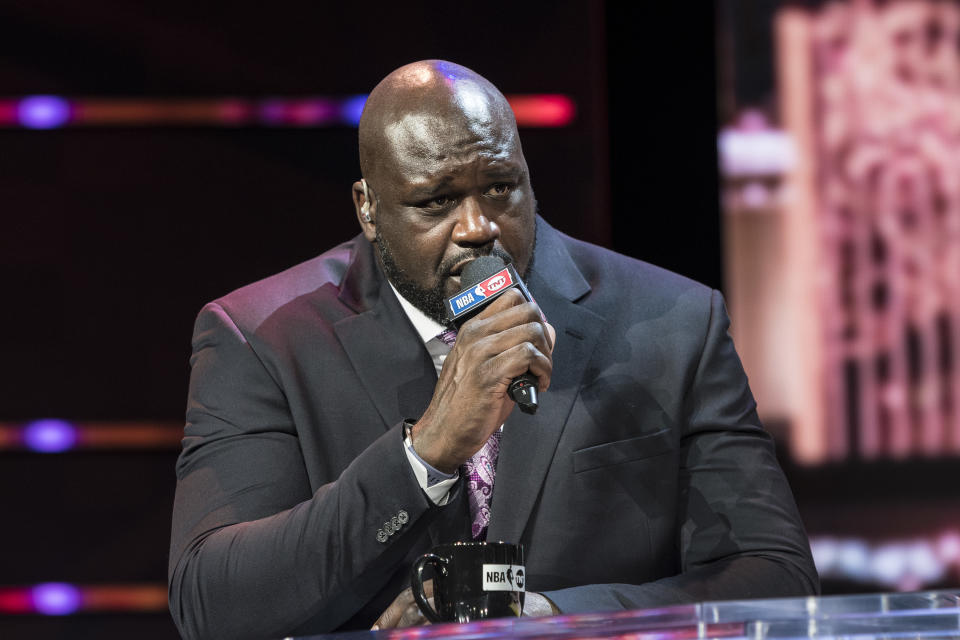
<box><xmin>358</xmin><ymin>60</ymin><xmax>519</xmax><ymax>189</ymax></box>
<box><xmin>351</xmin><ymin>61</ymin><xmax>536</xmax><ymax>324</ymax></box>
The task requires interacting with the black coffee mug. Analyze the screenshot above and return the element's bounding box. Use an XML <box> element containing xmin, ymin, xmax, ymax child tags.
<box><xmin>411</xmin><ymin>541</ymin><xmax>525</xmax><ymax>623</ymax></box>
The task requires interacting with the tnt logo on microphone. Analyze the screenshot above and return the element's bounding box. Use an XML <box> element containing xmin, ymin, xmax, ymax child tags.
<box><xmin>473</xmin><ymin>269</ymin><xmax>513</xmax><ymax>298</ymax></box>
<box><xmin>482</xmin><ymin>563</ymin><xmax>525</xmax><ymax>592</ymax></box>
<box><xmin>476</xmin><ymin>268</ymin><xmax>512</xmax><ymax>296</ymax></box>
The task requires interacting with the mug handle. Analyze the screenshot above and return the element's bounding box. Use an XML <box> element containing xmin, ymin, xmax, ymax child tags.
<box><xmin>411</xmin><ymin>553</ymin><xmax>447</xmax><ymax>623</ymax></box>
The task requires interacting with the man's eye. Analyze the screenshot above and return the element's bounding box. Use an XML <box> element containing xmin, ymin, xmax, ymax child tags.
<box><xmin>423</xmin><ymin>196</ymin><xmax>452</xmax><ymax>210</ymax></box>
<box><xmin>487</xmin><ymin>183</ymin><xmax>513</xmax><ymax>197</ymax></box>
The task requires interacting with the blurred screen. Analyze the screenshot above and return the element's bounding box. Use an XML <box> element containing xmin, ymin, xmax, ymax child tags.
<box><xmin>718</xmin><ymin>0</ymin><xmax>960</xmax><ymax>592</ymax></box>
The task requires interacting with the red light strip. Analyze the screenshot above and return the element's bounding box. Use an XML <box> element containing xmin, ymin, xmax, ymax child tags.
<box><xmin>81</xmin><ymin>584</ymin><xmax>168</xmax><ymax>612</ymax></box>
<box><xmin>0</xmin><ymin>95</ymin><xmax>576</xmax><ymax>128</ymax></box>
<box><xmin>508</xmin><ymin>95</ymin><xmax>576</xmax><ymax>127</ymax></box>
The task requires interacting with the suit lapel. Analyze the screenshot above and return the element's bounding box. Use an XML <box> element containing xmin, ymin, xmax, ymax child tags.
<box><xmin>333</xmin><ymin>242</ymin><xmax>437</xmax><ymax>428</ymax></box>
<box><xmin>486</xmin><ymin>220</ymin><xmax>605</xmax><ymax>544</ymax></box>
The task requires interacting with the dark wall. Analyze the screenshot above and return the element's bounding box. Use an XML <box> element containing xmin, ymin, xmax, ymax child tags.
<box><xmin>607</xmin><ymin>4</ymin><xmax>721</xmax><ymax>290</ymax></box>
<box><xmin>1</xmin><ymin>1</ymin><xmax>613</xmax><ymax>420</ymax></box>
<box><xmin>2</xmin><ymin>2</ymin><xmax>721</xmax><ymax>421</ymax></box>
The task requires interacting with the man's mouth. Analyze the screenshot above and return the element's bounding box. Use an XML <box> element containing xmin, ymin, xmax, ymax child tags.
<box><xmin>446</xmin><ymin>273</ymin><xmax>463</xmax><ymax>293</ymax></box>
<box><xmin>443</xmin><ymin>249</ymin><xmax>513</xmax><ymax>290</ymax></box>
<box><xmin>448</xmin><ymin>259</ymin><xmax>474</xmax><ymax>278</ymax></box>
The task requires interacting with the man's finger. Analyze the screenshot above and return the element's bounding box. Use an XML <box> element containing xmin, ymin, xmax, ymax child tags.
<box><xmin>485</xmin><ymin>342</ymin><xmax>553</xmax><ymax>391</ymax></box>
<box><xmin>464</xmin><ymin>299</ymin><xmax>544</xmax><ymax>339</ymax></box>
<box><xmin>397</xmin><ymin>601</ymin><xmax>428</xmax><ymax>628</ymax></box>
<box><xmin>545</xmin><ymin>321</ymin><xmax>557</xmax><ymax>353</ymax></box>
<box><xmin>371</xmin><ymin>587</ymin><xmax>414</xmax><ymax>629</ymax></box>
<box><xmin>466</xmin><ymin>321</ymin><xmax>552</xmax><ymax>366</ymax></box>
<box><xmin>372</xmin><ymin>581</ymin><xmax>434</xmax><ymax>630</ymax></box>
<box><xmin>474</xmin><ymin>287</ymin><xmax>527</xmax><ymax>317</ymax></box>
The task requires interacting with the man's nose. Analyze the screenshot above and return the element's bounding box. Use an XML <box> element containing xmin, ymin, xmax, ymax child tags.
<box><xmin>451</xmin><ymin>197</ymin><xmax>500</xmax><ymax>247</ymax></box>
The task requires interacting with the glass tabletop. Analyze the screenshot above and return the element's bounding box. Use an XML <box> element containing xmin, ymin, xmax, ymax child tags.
<box><xmin>296</xmin><ymin>590</ymin><xmax>960</xmax><ymax>640</ymax></box>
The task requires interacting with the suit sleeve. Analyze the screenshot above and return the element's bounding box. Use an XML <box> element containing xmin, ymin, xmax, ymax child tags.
<box><xmin>543</xmin><ymin>289</ymin><xmax>819</xmax><ymax>613</ymax></box>
<box><xmin>168</xmin><ymin>302</ymin><xmax>440</xmax><ymax>640</ymax></box>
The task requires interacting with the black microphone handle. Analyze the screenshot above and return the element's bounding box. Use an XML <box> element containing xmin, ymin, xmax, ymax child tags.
<box><xmin>508</xmin><ymin>373</ymin><xmax>539</xmax><ymax>415</ymax></box>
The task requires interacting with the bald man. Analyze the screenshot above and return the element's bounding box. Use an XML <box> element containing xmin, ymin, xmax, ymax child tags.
<box><xmin>169</xmin><ymin>61</ymin><xmax>818</xmax><ymax>640</ymax></box>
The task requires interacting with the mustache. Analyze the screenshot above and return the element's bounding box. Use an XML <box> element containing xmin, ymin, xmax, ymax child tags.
<box><xmin>437</xmin><ymin>246</ymin><xmax>514</xmax><ymax>277</ymax></box>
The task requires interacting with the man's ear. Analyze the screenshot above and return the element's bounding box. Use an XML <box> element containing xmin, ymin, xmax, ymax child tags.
<box><xmin>351</xmin><ymin>179</ymin><xmax>377</xmax><ymax>242</ymax></box>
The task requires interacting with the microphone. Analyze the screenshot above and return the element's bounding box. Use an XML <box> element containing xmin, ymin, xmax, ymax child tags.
<box><xmin>445</xmin><ymin>256</ymin><xmax>540</xmax><ymax>414</ymax></box>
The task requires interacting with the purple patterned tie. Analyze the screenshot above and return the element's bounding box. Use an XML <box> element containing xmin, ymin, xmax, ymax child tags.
<box><xmin>463</xmin><ymin>429</ymin><xmax>502</xmax><ymax>539</ymax></box>
<box><xmin>436</xmin><ymin>328</ymin><xmax>502</xmax><ymax>540</ymax></box>
<box><xmin>437</xmin><ymin>328</ymin><xmax>458</xmax><ymax>348</ymax></box>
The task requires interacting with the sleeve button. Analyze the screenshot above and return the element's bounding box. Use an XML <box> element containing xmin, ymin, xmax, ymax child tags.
<box><xmin>397</xmin><ymin>510</ymin><xmax>409</xmax><ymax>524</ymax></box>
<box><xmin>376</xmin><ymin>529</ymin><xmax>388</xmax><ymax>543</ymax></box>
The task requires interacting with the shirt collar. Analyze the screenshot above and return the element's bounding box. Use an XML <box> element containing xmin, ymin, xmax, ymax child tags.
<box><xmin>388</xmin><ymin>282</ymin><xmax>448</xmax><ymax>345</ymax></box>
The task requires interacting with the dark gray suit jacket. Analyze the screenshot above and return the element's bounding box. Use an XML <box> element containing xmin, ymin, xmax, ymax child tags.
<box><xmin>168</xmin><ymin>218</ymin><xmax>818</xmax><ymax>640</ymax></box>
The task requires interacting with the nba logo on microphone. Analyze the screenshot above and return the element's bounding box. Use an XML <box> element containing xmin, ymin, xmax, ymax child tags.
<box><xmin>448</xmin><ymin>268</ymin><xmax>514</xmax><ymax>318</ymax></box>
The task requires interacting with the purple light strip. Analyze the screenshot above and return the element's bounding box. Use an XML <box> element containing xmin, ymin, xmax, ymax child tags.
<box><xmin>21</xmin><ymin>419</ymin><xmax>77</xmax><ymax>452</ymax></box>
<box><xmin>31</xmin><ymin>583</ymin><xmax>81</xmax><ymax>615</ymax></box>
<box><xmin>16</xmin><ymin>96</ymin><xmax>71</xmax><ymax>129</ymax></box>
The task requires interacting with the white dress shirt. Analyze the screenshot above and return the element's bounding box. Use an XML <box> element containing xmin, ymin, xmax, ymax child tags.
<box><xmin>389</xmin><ymin>284</ymin><xmax>460</xmax><ymax>505</ymax></box>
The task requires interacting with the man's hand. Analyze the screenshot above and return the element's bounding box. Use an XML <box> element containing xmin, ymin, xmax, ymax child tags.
<box><xmin>523</xmin><ymin>592</ymin><xmax>560</xmax><ymax>617</ymax></box>
<box><xmin>412</xmin><ymin>289</ymin><xmax>556</xmax><ymax>473</ymax></box>
<box><xmin>372</xmin><ymin>582</ymin><xmax>433</xmax><ymax>630</ymax></box>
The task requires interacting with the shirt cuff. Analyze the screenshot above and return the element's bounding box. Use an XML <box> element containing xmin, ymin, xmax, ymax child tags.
<box><xmin>403</xmin><ymin>429</ymin><xmax>458</xmax><ymax>506</ymax></box>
